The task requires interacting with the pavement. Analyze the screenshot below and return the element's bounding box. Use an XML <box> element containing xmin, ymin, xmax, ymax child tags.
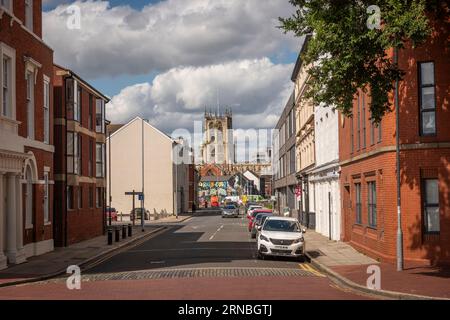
<box><xmin>0</xmin><ymin>209</ymin><xmax>374</xmax><ymax>300</ymax></box>
<box><xmin>304</xmin><ymin>230</ymin><xmax>450</xmax><ymax>300</ymax></box>
<box><xmin>0</xmin><ymin>214</ymin><xmax>193</xmax><ymax>287</ymax></box>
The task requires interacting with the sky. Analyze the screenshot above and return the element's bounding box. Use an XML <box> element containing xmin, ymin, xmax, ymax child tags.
<box><xmin>42</xmin><ymin>0</ymin><xmax>300</xmax><ymax>135</ymax></box>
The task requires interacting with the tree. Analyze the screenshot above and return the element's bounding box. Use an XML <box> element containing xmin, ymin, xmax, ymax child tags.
<box><xmin>279</xmin><ymin>0</ymin><xmax>449</xmax><ymax>122</ymax></box>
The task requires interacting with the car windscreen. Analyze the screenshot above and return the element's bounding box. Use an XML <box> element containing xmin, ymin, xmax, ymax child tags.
<box><xmin>255</xmin><ymin>214</ymin><xmax>270</xmax><ymax>223</ymax></box>
<box><xmin>224</xmin><ymin>205</ymin><xmax>236</xmax><ymax>209</ymax></box>
<box><xmin>260</xmin><ymin>215</ymin><xmax>272</xmax><ymax>224</ymax></box>
<box><xmin>263</xmin><ymin>220</ymin><xmax>300</xmax><ymax>232</ymax></box>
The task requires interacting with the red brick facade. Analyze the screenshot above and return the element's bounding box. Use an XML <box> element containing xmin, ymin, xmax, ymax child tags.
<box><xmin>53</xmin><ymin>65</ymin><xmax>109</xmax><ymax>247</ymax></box>
<box><xmin>1</xmin><ymin>0</ymin><xmax>54</xmax><ymax>263</ymax></box>
<box><xmin>340</xmin><ymin>17</ymin><xmax>450</xmax><ymax>265</ymax></box>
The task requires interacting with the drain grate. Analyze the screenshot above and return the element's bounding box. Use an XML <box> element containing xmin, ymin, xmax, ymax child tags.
<box><xmin>307</xmin><ymin>250</ymin><xmax>325</xmax><ymax>258</ymax></box>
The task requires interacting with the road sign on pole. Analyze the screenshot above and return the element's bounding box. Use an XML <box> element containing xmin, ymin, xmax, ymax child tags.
<box><xmin>295</xmin><ymin>185</ymin><xmax>302</xmax><ymax>197</ymax></box>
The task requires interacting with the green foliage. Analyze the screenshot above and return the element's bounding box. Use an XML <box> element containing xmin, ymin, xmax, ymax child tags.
<box><xmin>279</xmin><ymin>0</ymin><xmax>447</xmax><ymax>122</ymax></box>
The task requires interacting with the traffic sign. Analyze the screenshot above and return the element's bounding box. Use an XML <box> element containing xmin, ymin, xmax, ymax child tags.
<box><xmin>295</xmin><ymin>185</ymin><xmax>302</xmax><ymax>197</ymax></box>
<box><xmin>138</xmin><ymin>194</ymin><xmax>144</xmax><ymax>201</ymax></box>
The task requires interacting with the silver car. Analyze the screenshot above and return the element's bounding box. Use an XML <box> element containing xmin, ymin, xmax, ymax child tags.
<box><xmin>221</xmin><ymin>204</ymin><xmax>239</xmax><ymax>218</ymax></box>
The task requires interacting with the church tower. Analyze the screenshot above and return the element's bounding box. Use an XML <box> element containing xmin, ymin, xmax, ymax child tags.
<box><xmin>201</xmin><ymin>108</ymin><xmax>234</xmax><ymax>165</ymax></box>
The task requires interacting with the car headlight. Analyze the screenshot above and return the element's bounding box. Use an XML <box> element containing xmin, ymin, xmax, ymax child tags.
<box><xmin>260</xmin><ymin>234</ymin><xmax>269</xmax><ymax>242</ymax></box>
<box><xmin>293</xmin><ymin>237</ymin><xmax>304</xmax><ymax>244</ymax></box>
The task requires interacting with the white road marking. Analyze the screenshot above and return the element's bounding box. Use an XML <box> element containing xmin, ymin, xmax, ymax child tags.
<box><xmin>209</xmin><ymin>225</ymin><xmax>224</xmax><ymax>240</ymax></box>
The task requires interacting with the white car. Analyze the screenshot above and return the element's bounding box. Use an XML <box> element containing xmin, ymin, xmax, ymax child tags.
<box><xmin>256</xmin><ymin>216</ymin><xmax>306</xmax><ymax>261</ymax></box>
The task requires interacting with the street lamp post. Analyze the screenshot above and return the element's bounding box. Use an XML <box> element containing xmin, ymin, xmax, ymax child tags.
<box><xmin>395</xmin><ymin>47</ymin><xmax>404</xmax><ymax>271</ymax></box>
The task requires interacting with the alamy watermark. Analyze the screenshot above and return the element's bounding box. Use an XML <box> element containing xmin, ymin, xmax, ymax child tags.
<box><xmin>366</xmin><ymin>265</ymin><xmax>381</xmax><ymax>290</ymax></box>
<box><xmin>66</xmin><ymin>265</ymin><xmax>81</xmax><ymax>290</ymax></box>
<box><xmin>367</xmin><ymin>5</ymin><xmax>381</xmax><ymax>30</ymax></box>
<box><xmin>66</xmin><ymin>5</ymin><xmax>81</xmax><ymax>30</ymax></box>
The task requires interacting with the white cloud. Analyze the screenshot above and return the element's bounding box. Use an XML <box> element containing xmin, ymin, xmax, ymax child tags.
<box><xmin>106</xmin><ymin>58</ymin><xmax>294</xmax><ymax>132</ymax></box>
<box><xmin>43</xmin><ymin>0</ymin><xmax>297</xmax><ymax>78</ymax></box>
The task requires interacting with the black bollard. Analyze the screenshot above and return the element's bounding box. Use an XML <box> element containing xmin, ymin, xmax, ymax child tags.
<box><xmin>122</xmin><ymin>225</ymin><xmax>127</xmax><ymax>239</ymax></box>
<box><xmin>115</xmin><ymin>227</ymin><xmax>120</xmax><ymax>242</ymax></box>
<box><xmin>107</xmin><ymin>228</ymin><xmax>113</xmax><ymax>245</ymax></box>
<box><xmin>128</xmin><ymin>224</ymin><xmax>132</xmax><ymax>237</ymax></box>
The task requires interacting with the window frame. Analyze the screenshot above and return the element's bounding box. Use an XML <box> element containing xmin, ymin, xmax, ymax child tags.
<box><xmin>356</xmin><ymin>94</ymin><xmax>361</xmax><ymax>151</ymax></box>
<box><xmin>0</xmin><ymin>0</ymin><xmax>12</xmax><ymax>12</ymax></box>
<box><xmin>26</xmin><ymin>70</ymin><xmax>35</xmax><ymax>139</ymax></box>
<box><xmin>1</xmin><ymin>52</ymin><xmax>13</xmax><ymax>118</ymax></box>
<box><xmin>88</xmin><ymin>139</ymin><xmax>94</xmax><ymax>177</ymax></box>
<box><xmin>350</xmin><ymin>114</ymin><xmax>354</xmax><ymax>154</ymax></box>
<box><xmin>362</xmin><ymin>93</ymin><xmax>366</xmax><ymax>149</ymax></box>
<box><xmin>44</xmin><ymin>172</ymin><xmax>50</xmax><ymax>222</ymax></box>
<box><xmin>43</xmin><ymin>75</ymin><xmax>50</xmax><ymax>144</ymax></box>
<box><xmin>418</xmin><ymin>61</ymin><xmax>437</xmax><ymax>137</ymax></box>
<box><xmin>96</xmin><ymin>187</ymin><xmax>103</xmax><ymax>208</ymax></box>
<box><xmin>422</xmin><ymin>178</ymin><xmax>440</xmax><ymax>234</ymax></box>
<box><xmin>355</xmin><ymin>183</ymin><xmax>362</xmax><ymax>225</ymax></box>
<box><xmin>67</xmin><ymin>131</ymin><xmax>81</xmax><ymax>175</ymax></box>
<box><xmin>96</xmin><ymin>142</ymin><xmax>105</xmax><ymax>178</ymax></box>
<box><xmin>367</xmin><ymin>181</ymin><xmax>377</xmax><ymax>228</ymax></box>
<box><xmin>25</xmin><ymin>0</ymin><xmax>34</xmax><ymax>31</ymax></box>
<box><xmin>88</xmin><ymin>93</ymin><xmax>93</xmax><ymax>130</ymax></box>
<box><xmin>96</xmin><ymin>98</ymin><xmax>105</xmax><ymax>133</ymax></box>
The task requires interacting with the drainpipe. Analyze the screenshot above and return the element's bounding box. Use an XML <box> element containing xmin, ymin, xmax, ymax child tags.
<box><xmin>395</xmin><ymin>47</ymin><xmax>404</xmax><ymax>271</ymax></box>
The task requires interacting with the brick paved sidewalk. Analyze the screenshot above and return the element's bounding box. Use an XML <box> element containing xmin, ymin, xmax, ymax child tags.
<box><xmin>305</xmin><ymin>230</ymin><xmax>450</xmax><ymax>299</ymax></box>
<box><xmin>332</xmin><ymin>263</ymin><xmax>450</xmax><ymax>299</ymax></box>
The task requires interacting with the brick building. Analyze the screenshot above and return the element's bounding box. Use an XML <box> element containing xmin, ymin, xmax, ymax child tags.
<box><xmin>53</xmin><ymin>65</ymin><xmax>109</xmax><ymax>247</ymax></box>
<box><xmin>273</xmin><ymin>91</ymin><xmax>297</xmax><ymax>216</ymax></box>
<box><xmin>340</xmin><ymin>17</ymin><xmax>450</xmax><ymax>265</ymax></box>
<box><xmin>0</xmin><ymin>0</ymin><xmax>54</xmax><ymax>269</ymax></box>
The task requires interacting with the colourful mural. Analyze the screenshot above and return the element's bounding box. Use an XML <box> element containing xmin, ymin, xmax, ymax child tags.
<box><xmin>197</xmin><ymin>174</ymin><xmax>250</xmax><ymax>207</ymax></box>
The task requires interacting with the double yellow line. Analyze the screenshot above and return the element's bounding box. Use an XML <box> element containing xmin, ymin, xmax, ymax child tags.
<box><xmin>298</xmin><ymin>263</ymin><xmax>326</xmax><ymax>278</ymax></box>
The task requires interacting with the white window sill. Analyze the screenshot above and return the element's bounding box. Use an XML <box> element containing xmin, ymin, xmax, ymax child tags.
<box><xmin>44</xmin><ymin>221</ymin><xmax>51</xmax><ymax>226</ymax></box>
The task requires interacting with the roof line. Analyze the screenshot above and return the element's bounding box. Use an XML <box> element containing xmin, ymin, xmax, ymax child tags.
<box><xmin>54</xmin><ymin>63</ymin><xmax>110</xmax><ymax>102</ymax></box>
<box><xmin>107</xmin><ymin>117</ymin><xmax>175</xmax><ymax>143</ymax></box>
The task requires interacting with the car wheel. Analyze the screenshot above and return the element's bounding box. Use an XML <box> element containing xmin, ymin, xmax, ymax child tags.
<box><xmin>296</xmin><ymin>255</ymin><xmax>306</xmax><ymax>263</ymax></box>
<box><xmin>257</xmin><ymin>251</ymin><xmax>265</xmax><ymax>260</ymax></box>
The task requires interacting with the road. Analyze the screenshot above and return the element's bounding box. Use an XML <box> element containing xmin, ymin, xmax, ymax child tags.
<box><xmin>0</xmin><ymin>209</ymin><xmax>373</xmax><ymax>300</ymax></box>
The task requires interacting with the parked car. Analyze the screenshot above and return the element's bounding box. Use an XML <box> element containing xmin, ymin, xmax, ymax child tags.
<box><xmin>246</xmin><ymin>205</ymin><xmax>263</xmax><ymax>218</ymax></box>
<box><xmin>248</xmin><ymin>209</ymin><xmax>272</xmax><ymax>232</ymax></box>
<box><xmin>106</xmin><ymin>207</ymin><xmax>118</xmax><ymax>222</ymax></box>
<box><xmin>130</xmin><ymin>208</ymin><xmax>150</xmax><ymax>220</ymax></box>
<box><xmin>250</xmin><ymin>212</ymin><xmax>274</xmax><ymax>239</ymax></box>
<box><xmin>256</xmin><ymin>216</ymin><xmax>306</xmax><ymax>261</ymax></box>
<box><xmin>221</xmin><ymin>204</ymin><xmax>239</xmax><ymax>218</ymax></box>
